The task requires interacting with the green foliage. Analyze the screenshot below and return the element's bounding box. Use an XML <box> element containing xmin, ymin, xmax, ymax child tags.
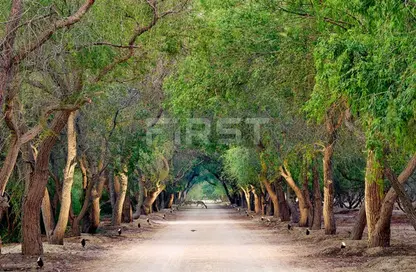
<box><xmin>222</xmin><ymin>147</ymin><xmax>260</xmax><ymax>188</ymax></box>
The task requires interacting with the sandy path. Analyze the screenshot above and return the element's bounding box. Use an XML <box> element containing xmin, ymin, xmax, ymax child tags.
<box><xmin>88</xmin><ymin>205</ymin><xmax>309</xmax><ymax>272</ymax></box>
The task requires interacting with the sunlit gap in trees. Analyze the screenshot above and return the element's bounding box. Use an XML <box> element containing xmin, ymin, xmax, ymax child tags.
<box><xmin>163</xmin><ymin>220</ymin><xmax>244</xmax><ymax>225</ymax></box>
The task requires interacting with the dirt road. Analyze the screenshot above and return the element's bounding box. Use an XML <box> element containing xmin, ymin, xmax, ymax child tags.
<box><xmin>89</xmin><ymin>204</ymin><xmax>309</xmax><ymax>272</ymax></box>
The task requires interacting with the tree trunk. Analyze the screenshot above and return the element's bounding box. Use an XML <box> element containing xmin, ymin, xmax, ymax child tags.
<box><xmin>133</xmin><ymin>176</ymin><xmax>145</xmax><ymax>219</ymax></box>
<box><xmin>311</xmin><ymin>161</ymin><xmax>322</xmax><ymax>230</ymax></box>
<box><xmin>112</xmin><ymin>170</ymin><xmax>128</xmax><ymax>226</ymax></box>
<box><xmin>302</xmin><ymin>161</ymin><xmax>313</xmax><ymax>227</ymax></box>
<box><xmin>370</xmin><ymin>154</ymin><xmax>416</xmax><ymax>247</ymax></box>
<box><xmin>252</xmin><ymin>188</ymin><xmax>261</xmax><ymax>214</ymax></box>
<box><xmin>22</xmin><ymin>111</ymin><xmax>70</xmax><ymax>255</ymax></box>
<box><xmin>141</xmin><ymin>185</ymin><xmax>164</xmax><ymax>215</ymax></box>
<box><xmin>49</xmin><ymin>112</ymin><xmax>77</xmax><ymax>244</ymax></box>
<box><xmin>241</xmin><ymin>188</ymin><xmax>251</xmax><ymax>211</ymax></box>
<box><xmin>351</xmin><ymin>204</ymin><xmax>366</xmax><ymax>240</ymax></box>
<box><xmin>323</xmin><ymin>144</ymin><xmax>336</xmax><ymax>234</ymax></box>
<box><xmin>263</xmin><ymin>179</ymin><xmax>280</xmax><ymax>218</ymax></box>
<box><xmin>384</xmin><ymin>165</ymin><xmax>416</xmax><ymax>230</ymax></box>
<box><xmin>276</xmin><ymin>177</ymin><xmax>290</xmax><ymax>221</ymax></box>
<box><xmin>167</xmin><ymin>193</ymin><xmax>174</xmax><ymax>209</ymax></box>
<box><xmin>280</xmin><ymin>164</ymin><xmax>308</xmax><ymax>226</ymax></box>
<box><xmin>41</xmin><ymin>188</ymin><xmax>55</xmax><ymax>241</ymax></box>
<box><xmin>122</xmin><ymin>194</ymin><xmax>132</xmax><ymax>223</ymax></box>
<box><xmin>365</xmin><ymin>150</ymin><xmax>385</xmax><ymax>247</ymax></box>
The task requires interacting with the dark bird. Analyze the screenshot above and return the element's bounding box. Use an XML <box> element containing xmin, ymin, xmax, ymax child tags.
<box><xmin>163</xmin><ymin>214</ymin><xmax>166</xmax><ymax>220</ymax></box>
<box><xmin>81</xmin><ymin>238</ymin><xmax>86</xmax><ymax>248</ymax></box>
<box><xmin>190</xmin><ymin>229</ymin><xmax>196</xmax><ymax>232</ymax></box>
<box><xmin>306</xmin><ymin>229</ymin><xmax>310</xmax><ymax>235</ymax></box>
<box><xmin>246</xmin><ymin>214</ymin><xmax>249</xmax><ymax>217</ymax></box>
<box><xmin>288</xmin><ymin>224</ymin><xmax>292</xmax><ymax>230</ymax></box>
<box><xmin>147</xmin><ymin>218</ymin><xmax>151</xmax><ymax>225</ymax></box>
<box><xmin>118</xmin><ymin>228</ymin><xmax>122</xmax><ymax>236</ymax></box>
<box><xmin>138</xmin><ymin>223</ymin><xmax>141</xmax><ymax>228</ymax></box>
<box><xmin>341</xmin><ymin>242</ymin><xmax>346</xmax><ymax>249</ymax></box>
<box><xmin>37</xmin><ymin>257</ymin><xmax>44</xmax><ymax>269</ymax></box>
<box><xmin>261</xmin><ymin>217</ymin><xmax>264</xmax><ymax>221</ymax></box>
<box><xmin>170</xmin><ymin>210</ymin><xmax>173</xmax><ymax>213</ymax></box>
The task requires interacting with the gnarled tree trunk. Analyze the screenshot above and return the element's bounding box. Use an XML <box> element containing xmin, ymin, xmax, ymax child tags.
<box><xmin>22</xmin><ymin>111</ymin><xmax>71</xmax><ymax>255</ymax></box>
<box><xmin>141</xmin><ymin>185</ymin><xmax>165</xmax><ymax>215</ymax></box>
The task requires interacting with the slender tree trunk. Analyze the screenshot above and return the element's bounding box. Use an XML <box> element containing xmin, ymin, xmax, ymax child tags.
<box><xmin>351</xmin><ymin>204</ymin><xmax>366</xmax><ymax>240</ymax></box>
<box><xmin>365</xmin><ymin>150</ymin><xmax>385</xmax><ymax>247</ymax></box>
<box><xmin>263</xmin><ymin>179</ymin><xmax>280</xmax><ymax>218</ymax></box>
<box><xmin>302</xmin><ymin>160</ymin><xmax>313</xmax><ymax>227</ymax></box>
<box><xmin>241</xmin><ymin>188</ymin><xmax>251</xmax><ymax>211</ymax></box>
<box><xmin>112</xmin><ymin>169</ymin><xmax>128</xmax><ymax>226</ymax></box>
<box><xmin>167</xmin><ymin>193</ymin><xmax>174</xmax><ymax>209</ymax></box>
<box><xmin>311</xmin><ymin>161</ymin><xmax>322</xmax><ymax>230</ymax></box>
<box><xmin>280</xmin><ymin>164</ymin><xmax>308</xmax><ymax>226</ymax></box>
<box><xmin>41</xmin><ymin>188</ymin><xmax>55</xmax><ymax>241</ymax></box>
<box><xmin>50</xmin><ymin>112</ymin><xmax>77</xmax><ymax>244</ymax></box>
<box><xmin>133</xmin><ymin>176</ymin><xmax>145</xmax><ymax>219</ymax></box>
<box><xmin>323</xmin><ymin>144</ymin><xmax>336</xmax><ymax>234</ymax></box>
<box><xmin>22</xmin><ymin>111</ymin><xmax>70</xmax><ymax>255</ymax></box>
<box><xmin>0</xmin><ymin>137</ymin><xmax>21</xmax><ymax>194</ymax></box>
<box><xmin>252</xmin><ymin>188</ymin><xmax>261</xmax><ymax>214</ymax></box>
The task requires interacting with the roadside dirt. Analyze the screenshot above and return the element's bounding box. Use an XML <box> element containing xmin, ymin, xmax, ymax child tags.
<box><xmin>1</xmin><ymin>205</ymin><xmax>415</xmax><ymax>271</ymax></box>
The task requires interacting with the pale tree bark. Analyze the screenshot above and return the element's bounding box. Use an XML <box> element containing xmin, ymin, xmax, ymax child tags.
<box><xmin>141</xmin><ymin>185</ymin><xmax>165</xmax><ymax>215</ymax></box>
<box><xmin>302</xmin><ymin>159</ymin><xmax>313</xmax><ymax>226</ymax></box>
<box><xmin>241</xmin><ymin>187</ymin><xmax>252</xmax><ymax>211</ymax></box>
<box><xmin>167</xmin><ymin>193</ymin><xmax>174</xmax><ymax>209</ymax></box>
<box><xmin>251</xmin><ymin>186</ymin><xmax>261</xmax><ymax>214</ymax></box>
<box><xmin>280</xmin><ymin>163</ymin><xmax>309</xmax><ymax>226</ymax></box>
<box><xmin>41</xmin><ymin>188</ymin><xmax>55</xmax><ymax>241</ymax></box>
<box><xmin>259</xmin><ymin>158</ymin><xmax>280</xmax><ymax>218</ymax></box>
<box><xmin>112</xmin><ymin>168</ymin><xmax>128</xmax><ymax>226</ymax></box>
<box><xmin>49</xmin><ymin>112</ymin><xmax>77</xmax><ymax>244</ymax></box>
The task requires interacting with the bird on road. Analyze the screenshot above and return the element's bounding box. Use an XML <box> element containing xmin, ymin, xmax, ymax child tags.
<box><xmin>306</xmin><ymin>229</ymin><xmax>310</xmax><ymax>235</ymax></box>
<box><xmin>147</xmin><ymin>218</ymin><xmax>151</xmax><ymax>225</ymax></box>
<box><xmin>288</xmin><ymin>224</ymin><xmax>292</xmax><ymax>230</ymax></box>
<box><xmin>81</xmin><ymin>239</ymin><xmax>86</xmax><ymax>248</ymax></box>
<box><xmin>163</xmin><ymin>214</ymin><xmax>166</xmax><ymax>220</ymax></box>
<box><xmin>138</xmin><ymin>223</ymin><xmax>141</xmax><ymax>228</ymax></box>
<box><xmin>267</xmin><ymin>218</ymin><xmax>271</xmax><ymax>222</ymax></box>
<box><xmin>37</xmin><ymin>257</ymin><xmax>44</xmax><ymax>269</ymax></box>
<box><xmin>190</xmin><ymin>229</ymin><xmax>196</xmax><ymax>232</ymax></box>
<box><xmin>261</xmin><ymin>217</ymin><xmax>264</xmax><ymax>221</ymax></box>
<box><xmin>118</xmin><ymin>228</ymin><xmax>122</xmax><ymax>236</ymax></box>
<box><xmin>341</xmin><ymin>242</ymin><xmax>346</xmax><ymax>249</ymax></box>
